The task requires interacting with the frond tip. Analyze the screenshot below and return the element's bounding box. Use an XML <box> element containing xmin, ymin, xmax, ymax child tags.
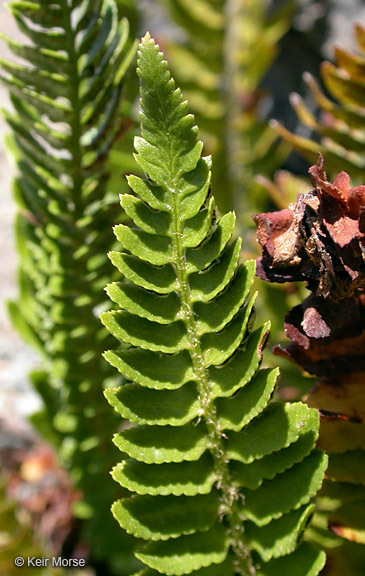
<box><xmin>102</xmin><ymin>35</ymin><xmax>327</xmax><ymax>576</ymax></box>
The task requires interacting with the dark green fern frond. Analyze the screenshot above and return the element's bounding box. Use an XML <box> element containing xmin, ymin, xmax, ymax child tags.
<box><xmin>102</xmin><ymin>34</ymin><xmax>327</xmax><ymax>576</ymax></box>
<box><xmin>273</xmin><ymin>23</ymin><xmax>365</xmax><ymax>182</ymax></box>
<box><xmin>1</xmin><ymin>0</ymin><xmax>139</xmax><ymax>570</ymax></box>
<box><xmin>116</xmin><ymin>0</ymin><xmax>140</xmax><ymax>36</ymax></box>
<box><xmin>158</xmin><ymin>0</ymin><xmax>292</xmax><ymax>215</ymax></box>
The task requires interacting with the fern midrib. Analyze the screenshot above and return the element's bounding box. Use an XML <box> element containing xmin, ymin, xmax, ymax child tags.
<box><xmin>154</xmin><ymin>94</ymin><xmax>255</xmax><ymax>574</ymax></box>
<box><xmin>60</xmin><ymin>1</ymin><xmax>115</xmax><ymax>451</ymax></box>
<box><xmin>172</xmin><ymin>192</ymin><xmax>255</xmax><ymax>576</ymax></box>
<box><xmin>223</xmin><ymin>0</ymin><xmax>244</xmax><ymax>205</ymax></box>
<box><xmin>223</xmin><ymin>0</ymin><xmax>254</xmax><ymax>221</ymax></box>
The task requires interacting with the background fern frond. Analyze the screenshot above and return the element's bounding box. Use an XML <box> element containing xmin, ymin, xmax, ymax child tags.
<box><xmin>1</xmin><ymin>1</ymin><xmax>140</xmax><ymax>571</ymax></box>
<box><xmin>158</xmin><ymin>0</ymin><xmax>293</xmax><ymax>216</ymax></box>
<box><xmin>102</xmin><ymin>34</ymin><xmax>327</xmax><ymax>576</ymax></box>
<box><xmin>273</xmin><ymin>23</ymin><xmax>365</xmax><ymax>182</ymax></box>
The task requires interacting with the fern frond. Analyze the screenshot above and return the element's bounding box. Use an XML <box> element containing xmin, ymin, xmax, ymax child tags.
<box><xmin>1</xmin><ymin>0</ymin><xmax>139</xmax><ymax>569</ymax></box>
<box><xmin>102</xmin><ymin>35</ymin><xmax>327</xmax><ymax>576</ymax></box>
<box><xmin>273</xmin><ymin>23</ymin><xmax>365</xmax><ymax>181</ymax></box>
<box><xmin>158</xmin><ymin>0</ymin><xmax>292</xmax><ymax>215</ymax></box>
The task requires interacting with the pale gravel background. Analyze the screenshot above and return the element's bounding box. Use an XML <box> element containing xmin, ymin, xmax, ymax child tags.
<box><xmin>0</xmin><ymin>1</ymin><xmax>40</xmax><ymax>429</ymax></box>
<box><xmin>0</xmin><ymin>0</ymin><xmax>364</xmax><ymax>428</ymax></box>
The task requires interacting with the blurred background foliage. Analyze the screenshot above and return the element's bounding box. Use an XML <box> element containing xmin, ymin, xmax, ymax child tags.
<box><xmin>1</xmin><ymin>0</ymin><xmax>364</xmax><ymax>575</ymax></box>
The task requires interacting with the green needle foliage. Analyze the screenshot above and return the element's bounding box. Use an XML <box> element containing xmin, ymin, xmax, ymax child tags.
<box><xmin>1</xmin><ymin>0</ymin><xmax>139</xmax><ymax>570</ymax></box>
<box><xmin>158</xmin><ymin>0</ymin><xmax>292</xmax><ymax>216</ymax></box>
<box><xmin>102</xmin><ymin>34</ymin><xmax>327</xmax><ymax>576</ymax></box>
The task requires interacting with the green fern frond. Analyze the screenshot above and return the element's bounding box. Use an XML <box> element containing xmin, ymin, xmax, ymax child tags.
<box><xmin>102</xmin><ymin>35</ymin><xmax>327</xmax><ymax>576</ymax></box>
<box><xmin>158</xmin><ymin>0</ymin><xmax>292</xmax><ymax>215</ymax></box>
<box><xmin>273</xmin><ymin>23</ymin><xmax>365</xmax><ymax>181</ymax></box>
<box><xmin>1</xmin><ymin>0</ymin><xmax>139</xmax><ymax>570</ymax></box>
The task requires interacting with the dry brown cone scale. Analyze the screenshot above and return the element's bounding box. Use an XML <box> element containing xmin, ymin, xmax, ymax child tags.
<box><xmin>253</xmin><ymin>155</ymin><xmax>365</xmax><ymax>574</ymax></box>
